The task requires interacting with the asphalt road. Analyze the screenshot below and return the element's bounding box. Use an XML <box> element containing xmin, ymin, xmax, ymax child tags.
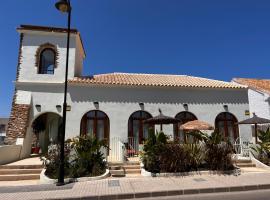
<box><xmin>125</xmin><ymin>189</ymin><xmax>270</xmax><ymax>200</ymax></box>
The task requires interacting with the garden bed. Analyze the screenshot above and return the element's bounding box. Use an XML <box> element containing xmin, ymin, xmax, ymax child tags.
<box><xmin>40</xmin><ymin>168</ymin><xmax>110</xmax><ymax>184</ymax></box>
<box><xmin>140</xmin><ymin>130</ymin><xmax>237</xmax><ymax>176</ymax></box>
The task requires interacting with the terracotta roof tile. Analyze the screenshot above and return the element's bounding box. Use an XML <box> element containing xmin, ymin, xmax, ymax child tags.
<box><xmin>233</xmin><ymin>78</ymin><xmax>270</xmax><ymax>94</ymax></box>
<box><xmin>69</xmin><ymin>73</ymin><xmax>245</xmax><ymax>89</ymax></box>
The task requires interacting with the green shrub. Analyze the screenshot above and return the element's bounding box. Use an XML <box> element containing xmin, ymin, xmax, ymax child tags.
<box><xmin>156</xmin><ymin>131</ymin><xmax>167</xmax><ymax>144</ymax></box>
<box><xmin>42</xmin><ymin>135</ymin><xmax>108</xmax><ymax>179</ymax></box>
<box><xmin>251</xmin><ymin>128</ymin><xmax>270</xmax><ymax>165</ymax></box>
<box><xmin>41</xmin><ymin>143</ymin><xmax>71</xmax><ymax>179</ymax></box>
<box><xmin>183</xmin><ymin>143</ymin><xmax>205</xmax><ymax>170</ymax></box>
<box><xmin>68</xmin><ymin>136</ymin><xmax>107</xmax><ymax>178</ymax></box>
<box><xmin>204</xmin><ymin>132</ymin><xmax>234</xmax><ymax>171</ymax></box>
<box><xmin>159</xmin><ymin>143</ymin><xmax>192</xmax><ymax>172</ymax></box>
<box><xmin>141</xmin><ymin>130</ymin><xmax>235</xmax><ymax>173</ymax></box>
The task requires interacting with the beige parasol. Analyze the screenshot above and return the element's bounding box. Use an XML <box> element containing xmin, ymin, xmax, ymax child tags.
<box><xmin>180</xmin><ymin>120</ymin><xmax>214</xmax><ymax>131</ymax></box>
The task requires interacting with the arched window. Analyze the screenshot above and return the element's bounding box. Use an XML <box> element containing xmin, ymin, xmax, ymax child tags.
<box><xmin>128</xmin><ymin>111</ymin><xmax>153</xmax><ymax>144</ymax></box>
<box><xmin>215</xmin><ymin>112</ymin><xmax>239</xmax><ymax>142</ymax></box>
<box><xmin>38</xmin><ymin>48</ymin><xmax>56</xmax><ymax>74</ymax></box>
<box><xmin>174</xmin><ymin>111</ymin><xmax>197</xmax><ymax>143</ymax></box>
<box><xmin>80</xmin><ymin>110</ymin><xmax>109</xmax><ymax>143</ymax></box>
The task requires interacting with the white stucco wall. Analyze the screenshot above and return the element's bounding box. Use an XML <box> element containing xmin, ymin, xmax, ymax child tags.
<box><xmin>248</xmin><ymin>89</ymin><xmax>270</xmax><ymax>119</ymax></box>
<box><xmin>18</xmin><ymin>31</ymin><xmax>84</xmax><ymax>83</ymax></box>
<box><xmin>16</xmin><ymin>83</ymin><xmax>251</xmax><ymax>144</ymax></box>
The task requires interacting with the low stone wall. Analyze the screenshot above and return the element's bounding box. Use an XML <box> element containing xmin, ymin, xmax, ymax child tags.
<box><xmin>0</xmin><ymin>145</ymin><xmax>22</xmax><ymax>165</ymax></box>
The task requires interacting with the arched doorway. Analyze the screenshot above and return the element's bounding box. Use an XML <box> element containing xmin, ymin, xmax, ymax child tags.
<box><xmin>80</xmin><ymin>110</ymin><xmax>110</xmax><ymax>144</ymax></box>
<box><xmin>128</xmin><ymin>111</ymin><xmax>154</xmax><ymax>144</ymax></box>
<box><xmin>215</xmin><ymin>112</ymin><xmax>239</xmax><ymax>142</ymax></box>
<box><xmin>32</xmin><ymin>112</ymin><xmax>62</xmax><ymax>154</ymax></box>
<box><xmin>174</xmin><ymin>111</ymin><xmax>197</xmax><ymax>143</ymax></box>
<box><xmin>127</xmin><ymin>111</ymin><xmax>153</xmax><ymax>156</ymax></box>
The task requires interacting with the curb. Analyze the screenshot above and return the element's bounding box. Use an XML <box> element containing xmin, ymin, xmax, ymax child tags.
<box><xmin>45</xmin><ymin>183</ymin><xmax>270</xmax><ymax>200</ymax></box>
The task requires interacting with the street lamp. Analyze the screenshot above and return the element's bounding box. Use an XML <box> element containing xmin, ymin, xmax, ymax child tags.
<box><xmin>55</xmin><ymin>0</ymin><xmax>71</xmax><ymax>186</ymax></box>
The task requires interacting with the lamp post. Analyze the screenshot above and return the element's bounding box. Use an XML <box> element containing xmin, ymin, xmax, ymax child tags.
<box><xmin>55</xmin><ymin>0</ymin><xmax>71</xmax><ymax>186</ymax></box>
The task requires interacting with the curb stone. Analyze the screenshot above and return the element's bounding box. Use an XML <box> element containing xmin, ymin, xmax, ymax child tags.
<box><xmin>43</xmin><ymin>183</ymin><xmax>270</xmax><ymax>200</ymax></box>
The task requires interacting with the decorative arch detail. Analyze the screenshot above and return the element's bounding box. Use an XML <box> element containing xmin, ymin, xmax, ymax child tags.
<box><xmin>128</xmin><ymin>110</ymin><xmax>153</xmax><ymax>144</ymax></box>
<box><xmin>215</xmin><ymin>112</ymin><xmax>239</xmax><ymax>142</ymax></box>
<box><xmin>80</xmin><ymin>110</ymin><xmax>110</xmax><ymax>143</ymax></box>
<box><xmin>174</xmin><ymin>111</ymin><xmax>197</xmax><ymax>143</ymax></box>
<box><xmin>35</xmin><ymin>43</ymin><xmax>59</xmax><ymax>70</ymax></box>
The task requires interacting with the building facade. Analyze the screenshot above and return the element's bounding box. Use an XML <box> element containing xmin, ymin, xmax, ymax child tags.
<box><xmin>233</xmin><ymin>78</ymin><xmax>270</xmax><ymax>120</ymax></box>
<box><xmin>6</xmin><ymin>25</ymin><xmax>251</xmax><ymax>160</ymax></box>
<box><xmin>233</xmin><ymin>78</ymin><xmax>270</xmax><ymax>140</ymax></box>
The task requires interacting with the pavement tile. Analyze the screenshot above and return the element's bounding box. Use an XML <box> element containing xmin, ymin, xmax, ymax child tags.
<box><xmin>214</xmin><ymin>187</ymin><xmax>229</xmax><ymax>193</ymax></box>
<box><xmin>244</xmin><ymin>185</ymin><xmax>258</xmax><ymax>191</ymax></box>
<box><xmin>134</xmin><ymin>192</ymin><xmax>152</xmax><ymax>198</ymax></box>
<box><xmin>167</xmin><ymin>189</ymin><xmax>183</xmax><ymax>196</ymax></box>
<box><xmin>229</xmin><ymin>186</ymin><xmax>245</xmax><ymax>192</ymax></box>
<box><xmin>258</xmin><ymin>184</ymin><xmax>270</xmax><ymax>190</ymax></box>
<box><xmin>199</xmin><ymin>188</ymin><xmax>215</xmax><ymax>193</ymax></box>
<box><xmin>1</xmin><ymin>173</ymin><xmax>270</xmax><ymax>200</ymax></box>
<box><xmin>117</xmin><ymin>193</ymin><xmax>134</xmax><ymax>199</ymax></box>
<box><xmin>151</xmin><ymin>191</ymin><xmax>168</xmax><ymax>197</ymax></box>
<box><xmin>183</xmin><ymin>189</ymin><xmax>200</xmax><ymax>195</ymax></box>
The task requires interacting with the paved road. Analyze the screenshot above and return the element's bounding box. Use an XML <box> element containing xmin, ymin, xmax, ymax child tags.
<box><xmin>126</xmin><ymin>189</ymin><xmax>270</xmax><ymax>200</ymax></box>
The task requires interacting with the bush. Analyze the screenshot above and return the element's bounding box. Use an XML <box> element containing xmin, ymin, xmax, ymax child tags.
<box><xmin>251</xmin><ymin>128</ymin><xmax>270</xmax><ymax>165</ymax></box>
<box><xmin>41</xmin><ymin>143</ymin><xmax>71</xmax><ymax>179</ymax></box>
<box><xmin>68</xmin><ymin>136</ymin><xmax>107</xmax><ymax>178</ymax></box>
<box><xmin>204</xmin><ymin>141</ymin><xmax>234</xmax><ymax>171</ymax></box>
<box><xmin>141</xmin><ymin>130</ymin><xmax>235</xmax><ymax>173</ymax></box>
<box><xmin>159</xmin><ymin>143</ymin><xmax>192</xmax><ymax>172</ymax></box>
<box><xmin>190</xmin><ymin>131</ymin><xmax>235</xmax><ymax>171</ymax></box>
<box><xmin>41</xmin><ymin>135</ymin><xmax>108</xmax><ymax>179</ymax></box>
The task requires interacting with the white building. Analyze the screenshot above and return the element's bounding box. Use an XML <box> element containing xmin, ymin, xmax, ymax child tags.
<box><xmin>233</xmin><ymin>78</ymin><xmax>270</xmax><ymax>142</ymax></box>
<box><xmin>6</xmin><ymin>25</ymin><xmax>251</xmax><ymax>160</ymax></box>
<box><xmin>233</xmin><ymin>78</ymin><xmax>270</xmax><ymax>120</ymax></box>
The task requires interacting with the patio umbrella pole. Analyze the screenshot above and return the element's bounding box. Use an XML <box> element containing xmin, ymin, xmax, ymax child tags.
<box><xmin>255</xmin><ymin>123</ymin><xmax>258</xmax><ymax>144</ymax></box>
<box><xmin>160</xmin><ymin>124</ymin><xmax>163</xmax><ymax>131</ymax></box>
<box><xmin>237</xmin><ymin>113</ymin><xmax>270</xmax><ymax>145</ymax></box>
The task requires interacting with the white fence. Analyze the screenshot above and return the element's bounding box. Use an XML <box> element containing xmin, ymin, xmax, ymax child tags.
<box><xmin>107</xmin><ymin>137</ymin><xmax>125</xmax><ymax>162</ymax></box>
<box><xmin>233</xmin><ymin>137</ymin><xmax>253</xmax><ymax>159</ymax></box>
<box><xmin>106</xmin><ymin>137</ymin><xmax>141</xmax><ymax>162</ymax></box>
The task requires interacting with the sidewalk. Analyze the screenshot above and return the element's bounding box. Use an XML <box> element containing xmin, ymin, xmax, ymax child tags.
<box><xmin>1</xmin><ymin>172</ymin><xmax>270</xmax><ymax>200</ymax></box>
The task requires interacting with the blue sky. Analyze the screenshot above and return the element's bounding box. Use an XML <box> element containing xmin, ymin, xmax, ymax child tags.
<box><xmin>0</xmin><ymin>0</ymin><xmax>270</xmax><ymax>117</ymax></box>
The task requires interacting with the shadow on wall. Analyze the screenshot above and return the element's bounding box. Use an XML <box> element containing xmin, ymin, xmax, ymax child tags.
<box><xmin>23</xmin><ymin>34</ymin><xmax>76</xmax><ymax>49</ymax></box>
<box><xmin>16</xmin><ymin>84</ymin><xmax>249</xmax><ymax>105</ymax></box>
<box><xmin>68</xmin><ymin>86</ymin><xmax>249</xmax><ymax>105</ymax></box>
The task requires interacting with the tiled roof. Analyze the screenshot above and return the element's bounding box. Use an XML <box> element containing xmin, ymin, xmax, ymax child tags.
<box><xmin>17</xmin><ymin>25</ymin><xmax>78</xmax><ymax>34</ymax></box>
<box><xmin>233</xmin><ymin>78</ymin><xmax>270</xmax><ymax>94</ymax></box>
<box><xmin>69</xmin><ymin>73</ymin><xmax>245</xmax><ymax>89</ymax></box>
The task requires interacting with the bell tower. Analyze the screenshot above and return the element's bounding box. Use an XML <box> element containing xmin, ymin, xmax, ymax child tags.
<box><xmin>5</xmin><ymin>25</ymin><xmax>85</xmax><ymax>146</ymax></box>
<box><xmin>16</xmin><ymin>25</ymin><xmax>85</xmax><ymax>83</ymax></box>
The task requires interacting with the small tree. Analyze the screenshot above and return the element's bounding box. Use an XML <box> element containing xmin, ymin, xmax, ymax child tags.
<box><xmin>251</xmin><ymin>128</ymin><xmax>270</xmax><ymax>165</ymax></box>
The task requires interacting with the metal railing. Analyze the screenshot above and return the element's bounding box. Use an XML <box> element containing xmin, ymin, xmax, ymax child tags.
<box><xmin>233</xmin><ymin>137</ymin><xmax>252</xmax><ymax>160</ymax></box>
<box><xmin>126</xmin><ymin>137</ymin><xmax>139</xmax><ymax>157</ymax></box>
